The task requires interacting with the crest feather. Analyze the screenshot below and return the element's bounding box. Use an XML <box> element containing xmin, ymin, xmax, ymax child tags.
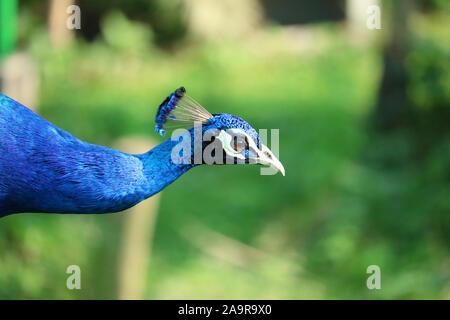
<box><xmin>155</xmin><ymin>87</ymin><xmax>212</xmax><ymax>136</ymax></box>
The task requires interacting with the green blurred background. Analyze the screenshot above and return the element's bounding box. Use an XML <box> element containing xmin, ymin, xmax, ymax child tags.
<box><xmin>0</xmin><ymin>0</ymin><xmax>449</xmax><ymax>299</ymax></box>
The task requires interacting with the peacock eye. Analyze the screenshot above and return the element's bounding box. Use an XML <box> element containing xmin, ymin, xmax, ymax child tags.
<box><xmin>232</xmin><ymin>136</ymin><xmax>248</xmax><ymax>152</ymax></box>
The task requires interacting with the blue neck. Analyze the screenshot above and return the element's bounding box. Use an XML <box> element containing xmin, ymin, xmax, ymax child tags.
<box><xmin>2</xmin><ymin>136</ymin><xmax>198</xmax><ymax>216</ymax></box>
<box><xmin>138</xmin><ymin>133</ymin><xmax>198</xmax><ymax>198</ymax></box>
<box><xmin>2</xmin><ymin>136</ymin><xmax>201</xmax><ymax>217</ymax></box>
<box><xmin>0</xmin><ymin>92</ymin><xmax>208</xmax><ymax>215</ymax></box>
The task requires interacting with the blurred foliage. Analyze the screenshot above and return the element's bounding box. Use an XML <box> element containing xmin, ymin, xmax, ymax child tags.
<box><xmin>76</xmin><ymin>0</ymin><xmax>187</xmax><ymax>47</ymax></box>
<box><xmin>407</xmin><ymin>13</ymin><xmax>450</xmax><ymax>112</ymax></box>
<box><xmin>0</xmin><ymin>1</ymin><xmax>449</xmax><ymax>299</ymax></box>
<box><xmin>19</xmin><ymin>0</ymin><xmax>187</xmax><ymax>47</ymax></box>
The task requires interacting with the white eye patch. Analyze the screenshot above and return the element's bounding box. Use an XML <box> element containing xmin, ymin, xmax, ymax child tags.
<box><xmin>216</xmin><ymin>128</ymin><xmax>259</xmax><ymax>159</ymax></box>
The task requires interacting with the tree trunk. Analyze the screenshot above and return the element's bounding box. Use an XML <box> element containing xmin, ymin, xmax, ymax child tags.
<box><xmin>373</xmin><ymin>0</ymin><xmax>415</xmax><ymax>130</ymax></box>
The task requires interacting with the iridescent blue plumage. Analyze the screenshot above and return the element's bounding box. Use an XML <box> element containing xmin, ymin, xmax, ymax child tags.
<box><xmin>208</xmin><ymin>113</ymin><xmax>261</xmax><ymax>148</ymax></box>
<box><xmin>0</xmin><ymin>87</ymin><xmax>284</xmax><ymax>217</ymax></box>
<box><xmin>0</xmin><ymin>93</ymin><xmax>174</xmax><ymax>216</ymax></box>
<box><xmin>154</xmin><ymin>87</ymin><xmax>212</xmax><ymax>137</ymax></box>
<box><xmin>155</xmin><ymin>86</ymin><xmax>187</xmax><ymax>136</ymax></box>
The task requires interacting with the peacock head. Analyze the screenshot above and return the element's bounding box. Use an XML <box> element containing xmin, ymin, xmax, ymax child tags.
<box><xmin>155</xmin><ymin>87</ymin><xmax>285</xmax><ymax>175</ymax></box>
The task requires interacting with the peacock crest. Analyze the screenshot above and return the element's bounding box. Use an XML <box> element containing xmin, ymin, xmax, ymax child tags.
<box><xmin>154</xmin><ymin>87</ymin><xmax>212</xmax><ymax>137</ymax></box>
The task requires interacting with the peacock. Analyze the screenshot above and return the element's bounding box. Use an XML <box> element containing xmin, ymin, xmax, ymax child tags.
<box><xmin>0</xmin><ymin>87</ymin><xmax>284</xmax><ymax>217</ymax></box>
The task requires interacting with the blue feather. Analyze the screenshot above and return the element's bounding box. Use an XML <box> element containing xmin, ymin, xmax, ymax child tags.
<box><xmin>0</xmin><ymin>94</ymin><xmax>196</xmax><ymax>216</ymax></box>
<box><xmin>154</xmin><ymin>87</ymin><xmax>212</xmax><ymax>136</ymax></box>
<box><xmin>0</xmin><ymin>90</ymin><xmax>263</xmax><ymax>217</ymax></box>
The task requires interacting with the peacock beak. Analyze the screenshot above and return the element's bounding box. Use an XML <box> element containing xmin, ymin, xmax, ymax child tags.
<box><xmin>256</xmin><ymin>144</ymin><xmax>285</xmax><ymax>176</ymax></box>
